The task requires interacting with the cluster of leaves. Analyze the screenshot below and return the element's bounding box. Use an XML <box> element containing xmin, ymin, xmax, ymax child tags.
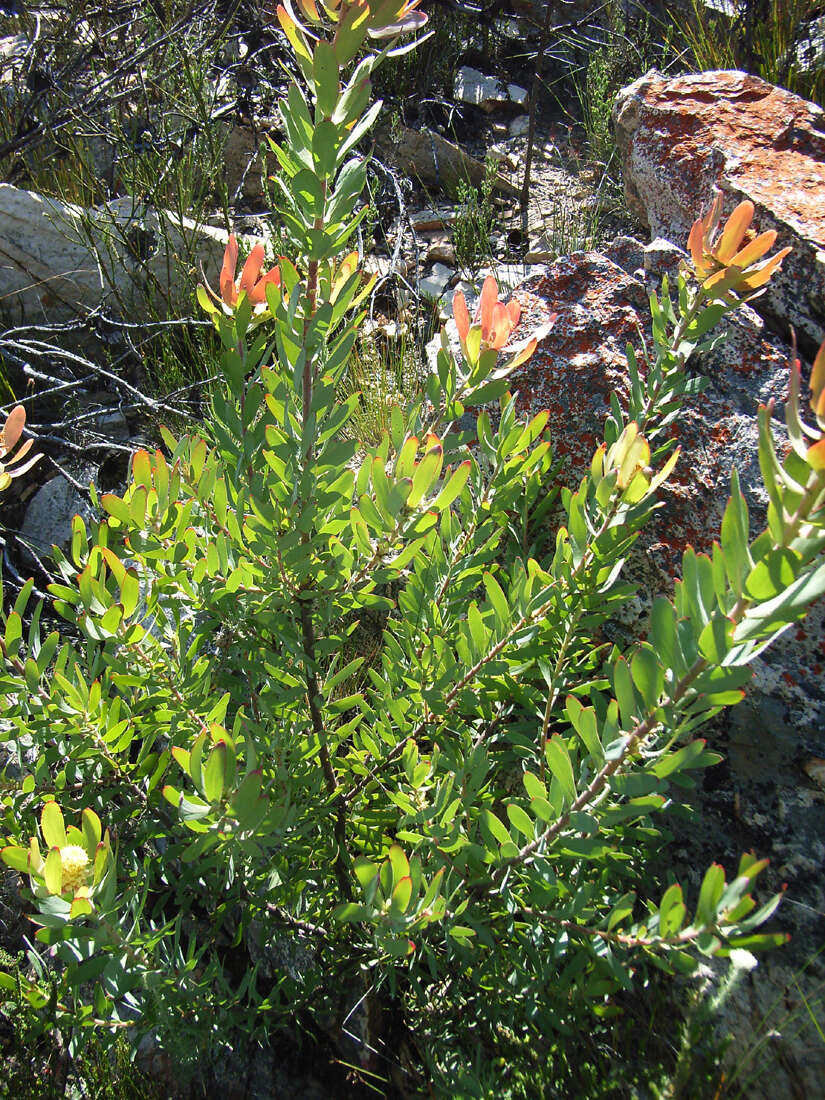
<box><xmin>1</xmin><ymin>3</ymin><xmax>824</xmax><ymax>1094</ymax></box>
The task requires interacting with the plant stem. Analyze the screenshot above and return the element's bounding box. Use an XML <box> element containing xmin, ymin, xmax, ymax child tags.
<box><xmin>297</xmin><ymin>233</ymin><xmax>351</xmax><ymax>901</ymax></box>
<box><xmin>299</xmin><ymin>598</ymin><xmax>351</xmax><ymax>901</ymax></box>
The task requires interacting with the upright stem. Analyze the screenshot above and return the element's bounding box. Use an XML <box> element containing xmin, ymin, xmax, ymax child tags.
<box><xmin>297</xmin><ymin>223</ymin><xmax>351</xmax><ymax>901</ymax></box>
<box><xmin>300</xmin><ymin>599</ymin><xmax>351</xmax><ymax>901</ymax></box>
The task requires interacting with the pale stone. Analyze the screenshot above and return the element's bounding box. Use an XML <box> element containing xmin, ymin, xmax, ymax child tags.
<box><xmin>418</xmin><ymin>263</ymin><xmax>454</xmax><ymax>299</ymax></box>
<box><xmin>454</xmin><ymin>67</ymin><xmax>528</xmax><ymax>113</ymax></box>
<box><xmin>0</xmin><ymin>183</ymin><xmax>263</xmax><ymax>324</ymax></box>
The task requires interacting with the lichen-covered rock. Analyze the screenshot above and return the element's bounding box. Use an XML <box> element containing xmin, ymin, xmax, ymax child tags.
<box><xmin>509</xmin><ymin>242</ymin><xmax>825</xmax><ymax>1097</ymax></box>
<box><xmin>613</xmin><ymin>70</ymin><xmax>825</xmax><ymax>351</ymax></box>
<box><xmin>508</xmin><ymin>242</ymin><xmax>825</xmax><ymax>733</ymax></box>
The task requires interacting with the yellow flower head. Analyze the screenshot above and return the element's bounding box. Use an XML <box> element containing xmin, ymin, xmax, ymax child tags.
<box><xmin>60</xmin><ymin>844</ymin><xmax>90</xmax><ymax>894</ymax></box>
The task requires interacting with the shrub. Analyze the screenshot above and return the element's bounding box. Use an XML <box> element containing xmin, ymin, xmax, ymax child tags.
<box><xmin>1</xmin><ymin>5</ymin><xmax>824</xmax><ymax>1093</ymax></box>
<box><xmin>453</xmin><ymin>157</ymin><xmax>497</xmax><ymax>276</ymax></box>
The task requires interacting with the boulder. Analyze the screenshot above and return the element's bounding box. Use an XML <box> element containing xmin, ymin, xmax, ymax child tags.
<box><xmin>19</xmin><ymin>474</ymin><xmax>96</xmax><ymax>565</ymax></box>
<box><xmin>453</xmin><ymin>66</ymin><xmax>528</xmax><ymax>112</ymax></box>
<box><xmin>374</xmin><ymin>124</ymin><xmax>519</xmax><ymax>196</ymax></box>
<box><xmin>417</xmin><ymin>263</ymin><xmax>454</xmax><ymax>300</ymax></box>
<box><xmin>613</xmin><ymin>70</ymin><xmax>825</xmax><ymax>352</ymax></box>
<box><xmin>0</xmin><ymin>183</ymin><xmax>248</xmax><ymax>324</ymax></box>
<box><xmin>502</xmin><ymin>241</ymin><xmax>825</xmax><ymax>731</ymax></box>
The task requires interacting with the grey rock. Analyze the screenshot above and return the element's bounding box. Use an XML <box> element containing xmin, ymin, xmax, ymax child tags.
<box><xmin>20</xmin><ymin>475</ymin><xmax>95</xmax><ymax>564</ymax></box>
<box><xmin>0</xmin><ymin>183</ymin><xmax>260</xmax><ymax>324</ymax></box>
<box><xmin>454</xmin><ymin>66</ymin><xmax>528</xmax><ymax>112</ymax></box>
<box><xmin>425</xmin><ymin>237</ymin><xmax>456</xmax><ymax>266</ymax></box>
<box><xmin>642</xmin><ymin>236</ymin><xmax>686</xmax><ymax>278</ymax></box>
<box><xmin>418</xmin><ymin>263</ymin><xmax>454</xmax><ymax>299</ymax></box>
<box><xmin>614</xmin><ymin>70</ymin><xmax>825</xmax><ymax>351</ymax></box>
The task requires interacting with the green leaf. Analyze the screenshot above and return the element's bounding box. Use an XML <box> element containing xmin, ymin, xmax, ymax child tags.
<box><xmin>203</xmin><ymin>743</ymin><xmax>227</xmax><ymax>804</ymax></box>
<box><xmin>529</xmin><ymin>795</ymin><xmax>555</xmax><ymax>823</ymax></box>
<box><xmin>698</xmin><ymin>613</ymin><xmax>733</xmax><ymax>663</ymax></box>
<box><xmin>696</xmin><ymin>863</ymin><xmax>726</xmax><ymax>927</ymax></box>
<box><xmin>4</xmin><ymin>611</ymin><xmax>22</xmax><ymax>655</ymax></box>
<box><xmin>1</xmin><ymin>846</ymin><xmax>30</xmax><ymax>874</ymax></box>
<box><xmin>613</xmin><ymin>658</ymin><xmax>638</xmax><ymax>731</ymax></box>
<box><xmin>631</xmin><ymin>644</ymin><xmax>662</xmax><ymax>707</ymax></box>
<box><xmin>312</xmin><ymin>120</ymin><xmax>341</xmax><ymax>179</ymax></box>
<box><xmin>658</xmin><ymin>883</ymin><xmax>686</xmax><ymax>937</ymax></box>
<box><xmin>720</xmin><ymin>470</ymin><xmax>751</xmax><ymax>595</ymax></box>
<box><xmin>230</xmin><ymin>771</ymin><xmax>263</xmax><ymax>825</ymax></box>
<box><xmin>652</xmin><ymin>739</ymin><xmax>719</xmax><ymax>778</ymax></box>
<box><xmin>523</xmin><ymin>771</ymin><xmax>547</xmax><ymax>801</ymax></box>
<box><xmin>313</xmin><ymin>40</ymin><xmax>340</xmax><ymax>119</ymax></box>
<box><xmin>388</xmin><ymin>844</ymin><xmax>409</xmax><ymax>889</ymax></box>
<box><xmin>506</xmin><ymin>803</ymin><xmax>534</xmax><ymax>841</ymax></box>
<box><xmin>607</xmin><ymin>892</ymin><xmax>635</xmax><ymax>932</ymax></box>
<box><xmin>391</xmin><ymin>875</ymin><xmax>413</xmax><ymax>915</ymax></box>
<box><xmin>483</xmin><ymin>572</ymin><xmax>509</xmax><ymax>630</ymax></box>
<box><xmin>432</xmin><ymin>461</ymin><xmax>471</xmax><ymax>511</ymax></box>
<box><xmin>69</xmin><ymin>896</ymin><xmax>94</xmax><ymax>919</ymax></box>
<box><xmin>43</xmin><ymin>848</ymin><xmax>62</xmax><ymax>895</ymax></box>
<box><xmin>354</xmin><ymin>858</ymin><xmax>379</xmax><ymax>894</ymax></box>
<box><xmin>81</xmin><ymin>809</ymin><xmax>102</xmax><ymax>854</ymax></box>
<box><xmin>407</xmin><ymin>446</ymin><xmax>443</xmax><ymax>509</ymax></box>
<box><xmin>544</xmin><ymin>736</ymin><xmax>576</xmax><ymax>808</ymax></box>
<box><xmin>481</xmin><ymin>809</ymin><xmax>512</xmax><ymax>848</ymax></box>
<box><xmin>744</xmin><ymin>548</ymin><xmax>800</xmax><ymax>600</ymax></box>
<box><xmin>41</xmin><ymin>802</ymin><xmax>66</xmax><ymax>848</ymax></box>
<box><xmin>650</xmin><ymin>597</ymin><xmax>678</xmax><ymax>675</ymax></box>
<box><xmin>335</xmin><ymin>903</ymin><xmax>373</xmax><ymax>923</ymax></box>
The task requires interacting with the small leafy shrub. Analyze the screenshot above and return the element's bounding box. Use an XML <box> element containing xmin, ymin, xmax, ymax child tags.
<box><xmin>453</xmin><ymin>157</ymin><xmax>497</xmax><ymax>276</ymax></box>
<box><xmin>576</xmin><ymin>46</ymin><xmax>615</xmax><ymax>166</ymax></box>
<box><xmin>1</xmin><ymin>5</ymin><xmax>824</xmax><ymax>1095</ymax></box>
<box><xmin>572</xmin><ymin>0</ymin><xmax>670</xmax><ymax>170</ymax></box>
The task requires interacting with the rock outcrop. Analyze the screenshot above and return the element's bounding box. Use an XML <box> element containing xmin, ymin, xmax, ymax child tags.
<box><xmin>0</xmin><ymin>184</ymin><xmax>242</xmax><ymax>324</ymax></box>
<box><xmin>614</xmin><ymin>70</ymin><xmax>825</xmax><ymax>352</ymax></box>
<box><xmin>506</xmin><ymin>241</ymin><xmax>825</xmax><ymax>1099</ymax></box>
<box><xmin>507</xmin><ymin>241</ymin><xmax>824</xmax><ymax>732</ymax></box>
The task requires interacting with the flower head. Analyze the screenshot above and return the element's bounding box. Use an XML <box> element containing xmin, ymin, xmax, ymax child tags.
<box><xmin>799</xmin><ymin>336</ymin><xmax>825</xmax><ymax>470</ymax></box>
<box><xmin>277</xmin><ymin>0</ymin><xmax>427</xmax><ymax>73</ymax></box>
<box><xmin>293</xmin><ymin>0</ymin><xmax>427</xmax><ymax>34</ymax></box>
<box><xmin>59</xmin><ymin>845</ymin><xmax>90</xmax><ymax>893</ymax></box>
<box><xmin>199</xmin><ymin>235</ymin><xmax>282</xmax><ymax>329</ymax></box>
<box><xmin>219</xmin><ymin>235</ymin><xmax>281</xmax><ymax>309</ymax></box>
<box><xmin>453</xmin><ymin>276</ymin><xmax>555</xmax><ymax>372</ymax></box>
<box><xmin>687</xmin><ymin>194</ymin><xmax>791</xmax><ymax>298</ymax></box>
<box><xmin>0</xmin><ymin>405</ymin><xmax>40</xmax><ymax>494</ymax></box>
<box><xmin>1</xmin><ymin>803</ymin><xmax>115</xmax><ymax>919</ymax></box>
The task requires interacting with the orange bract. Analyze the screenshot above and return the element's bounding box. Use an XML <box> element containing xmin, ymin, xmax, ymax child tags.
<box><xmin>288</xmin><ymin>0</ymin><xmax>427</xmax><ymax>35</ymax></box>
<box><xmin>452</xmin><ymin>276</ymin><xmax>555</xmax><ymax>373</ymax></box>
<box><xmin>213</xmin><ymin>235</ymin><xmax>282</xmax><ymax>309</ymax></box>
<box><xmin>0</xmin><ymin>405</ymin><xmax>40</xmax><ymax>494</ymax></box>
<box><xmin>454</xmin><ymin>276</ymin><xmax>521</xmax><ymax>352</ymax></box>
<box><xmin>810</xmin><ymin>338</ymin><xmax>825</xmax><ymax>424</ymax></box>
<box><xmin>687</xmin><ymin>195</ymin><xmax>791</xmax><ymax>296</ymax></box>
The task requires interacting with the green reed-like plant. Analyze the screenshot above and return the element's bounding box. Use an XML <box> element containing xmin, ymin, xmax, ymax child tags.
<box><xmin>1</xmin><ymin>3</ymin><xmax>824</xmax><ymax>1091</ymax></box>
<box><xmin>675</xmin><ymin>0</ymin><xmax>825</xmax><ymax>107</ymax></box>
